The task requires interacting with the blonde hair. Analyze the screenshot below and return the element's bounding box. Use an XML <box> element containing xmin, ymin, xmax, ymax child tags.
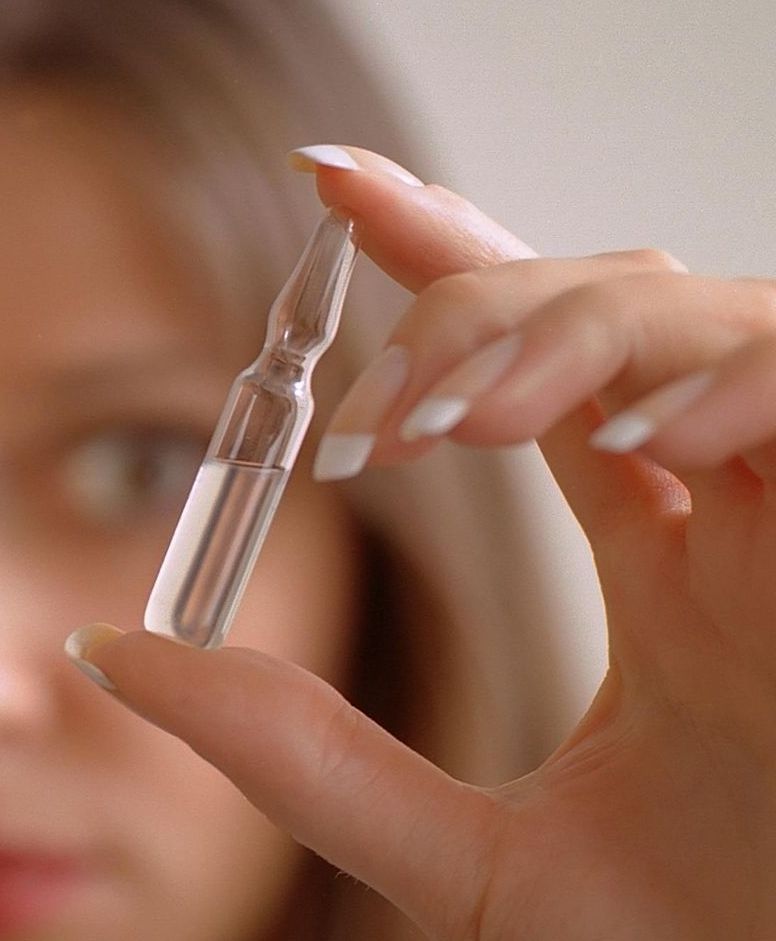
<box><xmin>2</xmin><ymin>2</ymin><xmax>606</xmax><ymax>936</ymax></box>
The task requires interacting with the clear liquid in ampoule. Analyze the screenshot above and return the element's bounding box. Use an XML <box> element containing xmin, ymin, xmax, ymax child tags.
<box><xmin>144</xmin><ymin>458</ymin><xmax>287</xmax><ymax>648</ymax></box>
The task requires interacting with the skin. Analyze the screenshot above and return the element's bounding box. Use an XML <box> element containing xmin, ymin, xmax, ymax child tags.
<box><xmin>87</xmin><ymin>148</ymin><xmax>776</xmax><ymax>940</ymax></box>
<box><xmin>0</xmin><ymin>90</ymin><xmax>360</xmax><ymax>940</ymax></box>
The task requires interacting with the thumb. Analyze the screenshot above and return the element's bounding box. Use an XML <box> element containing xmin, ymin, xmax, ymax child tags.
<box><xmin>66</xmin><ymin>624</ymin><xmax>498</xmax><ymax>939</ymax></box>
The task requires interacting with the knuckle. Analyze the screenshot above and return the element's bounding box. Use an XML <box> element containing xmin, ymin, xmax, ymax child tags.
<box><xmin>313</xmin><ymin>691</ymin><xmax>365</xmax><ymax>788</ymax></box>
<box><xmin>491</xmin><ymin>257</ymin><xmax>556</xmax><ymax>291</ymax></box>
<box><xmin>539</xmin><ymin>277</ymin><xmax>644</xmax><ymax>358</ymax></box>
<box><xmin>398</xmin><ymin>270</ymin><xmax>497</xmax><ymax>352</ymax></box>
<box><xmin>421</xmin><ymin>182</ymin><xmax>455</xmax><ymax>202</ymax></box>
<box><xmin>420</xmin><ymin>269</ymin><xmax>486</xmax><ymax>309</ymax></box>
<box><xmin>757</xmin><ymin>281</ymin><xmax>776</xmax><ymax>324</ymax></box>
<box><xmin>732</xmin><ymin>278</ymin><xmax>776</xmax><ymax>329</ymax></box>
<box><xmin>555</xmin><ymin>269</ymin><xmax>671</xmax><ymax>317</ymax></box>
<box><xmin>621</xmin><ymin>247</ymin><xmax>688</xmax><ymax>272</ymax></box>
<box><xmin>552</xmin><ymin>277</ymin><xmax>626</xmax><ymax>317</ymax></box>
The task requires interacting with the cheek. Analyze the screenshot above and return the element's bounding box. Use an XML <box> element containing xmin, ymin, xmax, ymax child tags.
<box><xmin>2</xmin><ymin>487</ymin><xmax>348</xmax><ymax>940</ymax></box>
<box><xmin>31</xmin><ymin>687</ymin><xmax>297</xmax><ymax>940</ymax></box>
<box><xmin>77</xmin><ymin>702</ymin><xmax>301</xmax><ymax>940</ymax></box>
<box><xmin>229</xmin><ymin>468</ymin><xmax>361</xmax><ymax>686</ymax></box>
<box><xmin>2</xmin><ymin>458</ymin><xmax>359</xmax><ymax>937</ymax></box>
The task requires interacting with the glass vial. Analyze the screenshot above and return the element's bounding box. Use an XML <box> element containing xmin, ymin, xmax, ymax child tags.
<box><xmin>144</xmin><ymin>210</ymin><xmax>360</xmax><ymax>648</ymax></box>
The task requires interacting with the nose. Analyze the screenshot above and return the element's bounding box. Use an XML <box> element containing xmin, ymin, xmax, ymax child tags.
<box><xmin>0</xmin><ymin>560</ymin><xmax>69</xmax><ymax>743</ymax></box>
<box><xmin>0</xmin><ymin>657</ymin><xmax>55</xmax><ymax>741</ymax></box>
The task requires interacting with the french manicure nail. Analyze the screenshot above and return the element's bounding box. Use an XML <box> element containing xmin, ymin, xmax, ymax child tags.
<box><xmin>313</xmin><ymin>345</ymin><xmax>410</xmax><ymax>481</ymax></box>
<box><xmin>288</xmin><ymin>145</ymin><xmax>361</xmax><ymax>172</ymax></box>
<box><xmin>590</xmin><ymin>369</ymin><xmax>714</xmax><ymax>453</ymax></box>
<box><xmin>588</xmin><ymin>413</ymin><xmax>657</xmax><ymax>453</ymax></box>
<box><xmin>313</xmin><ymin>433</ymin><xmax>376</xmax><ymax>481</ymax></box>
<box><xmin>288</xmin><ymin>144</ymin><xmax>425</xmax><ymax>187</ymax></box>
<box><xmin>400</xmin><ymin>398</ymin><xmax>471</xmax><ymax>442</ymax></box>
<box><xmin>65</xmin><ymin>622</ymin><xmax>124</xmax><ymax>691</ymax></box>
<box><xmin>400</xmin><ymin>333</ymin><xmax>521</xmax><ymax>441</ymax></box>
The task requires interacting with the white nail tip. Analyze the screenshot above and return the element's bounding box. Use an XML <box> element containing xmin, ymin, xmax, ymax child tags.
<box><xmin>313</xmin><ymin>433</ymin><xmax>376</xmax><ymax>481</ymax></box>
<box><xmin>65</xmin><ymin>623</ymin><xmax>122</xmax><ymax>658</ymax></box>
<box><xmin>589</xmin><ymin>413</ymin><xmax>656</xmax><ymax>453</ymax></box>
<box><xmin>289</xmin><ymin>145</ymin><xmax>360</xmax><ymax>172</ymax></box>
<box><xmin>64</xmin><ymin>623</ymin><xmax>122</xmax><ymax>691</ymax></box>
<box><xmin>590</xmin><ymin>370</ymin><xmax>714</xmax><ymax>454</ymax></box>
<box><xmin>400</xmin><ymin>397</ymin><xmax>471</xmax><ymax>442</ymax></box>
<box><xmin>70</xmin><ymin>658</ymin><xmax>117</xmax><ymax>692</ymax></box>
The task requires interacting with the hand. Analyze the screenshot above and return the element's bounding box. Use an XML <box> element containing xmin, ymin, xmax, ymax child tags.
<box><xmin>72</xmin><ymin>148</ymin><xmax>776</xmax><ymax>940</ymax></box>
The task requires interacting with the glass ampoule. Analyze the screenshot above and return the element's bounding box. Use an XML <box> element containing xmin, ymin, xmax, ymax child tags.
<box><xmin>144</xmin><ymin>210</ymin><xmax>359</xmax><ymax>649</ymax></box>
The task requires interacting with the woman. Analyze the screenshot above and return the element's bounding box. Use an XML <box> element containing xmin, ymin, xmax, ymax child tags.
<box><xmin>9</xmin><ymin>2</ymin><xmax>776</xmax><ymax>940</ymax></box>
<box><xmin>1</xmin><ymin>2</ymin><xmax>601</xmax><ymax>939</ymax></box>
<box><xmin>86</xmin><ymin>147</ymin><xmax>776</xmax><ymax>941</ymax></box>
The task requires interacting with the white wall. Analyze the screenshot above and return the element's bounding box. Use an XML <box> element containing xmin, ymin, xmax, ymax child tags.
<box><xmin>327</xmin><ymin>0</ymin><xmax>775</xmax><ymax>277</ymax></box>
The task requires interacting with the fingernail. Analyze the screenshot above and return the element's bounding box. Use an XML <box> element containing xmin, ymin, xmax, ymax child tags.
<box><xmin>400</xmin><ymin>398</ymin><xmax>471</xmax><ymax>442</ymax></box>
<box><xmin>400</xmin><ymin>334</ymin><xmax>521</xmax><ymax>441</ymax></box>
<box><xmin>65</xmin><ymin>622</ymin><xmax>124</xmax><ymax>691</ymax></box>
<box><xmin>289</xmin><ymin>144</ymin><xmax>360</xmax><ymax>172</ymax></box>
<box><xmin>314</xmin><ymin>345</ymin><xmax>410</xmax><ymax>481</ymax></box>
<box><xmin>288</xmin><ymin>144</ymin><xmax>425</xmax><ymax>187</ymax></box>
<box><xmin>312</xmin><ymin>434</ymin><xmax>376</xmax><ymax>481</ymax></box>
<box><xmin>590</xmin><ymin>369</ymin><xmax>714</xmax><ymax>453</ymax></box>
<box><xmin>588</xmin><ymin>413</ymin><xmax>657</xmax><ymax>453</ymax></box>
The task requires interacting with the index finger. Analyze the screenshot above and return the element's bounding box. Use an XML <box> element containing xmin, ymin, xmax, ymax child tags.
<box><xmin>291</xmin><ymin>146</ymin><xmax>683</xmax><ymax>550</ymax></box>
<box><xmin>288</xmin><ymin>144</ymin><xmax>537</xmax><ymax>294</ymax></box>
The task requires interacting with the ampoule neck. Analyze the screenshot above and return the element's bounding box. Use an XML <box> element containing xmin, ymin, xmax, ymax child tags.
<box><xmin>262</xmin><ymin>211</ymin><xmax>359</xmax><ymax>365</ymax></box>
<box><xmin>248</xmin><ymin>348</ymin><xmax>306</xmax><ymax>387</ymax></box>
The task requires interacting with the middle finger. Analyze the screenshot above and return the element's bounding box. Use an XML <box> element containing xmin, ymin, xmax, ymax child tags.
<box><xmin>316</xmin><ymin>250</ymin><xmax>687</xmax><ymax>474</ymax></box>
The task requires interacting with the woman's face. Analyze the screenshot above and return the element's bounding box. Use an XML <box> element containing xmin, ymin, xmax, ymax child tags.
<box><xmin>0</xmin><ymin>87</ymin><xmax>360</xmax><ymax>940</ymax></box>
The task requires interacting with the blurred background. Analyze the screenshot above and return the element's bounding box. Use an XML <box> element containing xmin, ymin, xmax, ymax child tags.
<box><xmin>328</xmin><ymin>0</ymin><xmax>775</xmax><ymax>277</ymax></box>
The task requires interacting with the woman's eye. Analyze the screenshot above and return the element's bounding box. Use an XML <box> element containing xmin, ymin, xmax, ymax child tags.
<box><xmin>55</xmin><ymin>428</ymin><xmax>206</xmax><ymax>527</ymax></box>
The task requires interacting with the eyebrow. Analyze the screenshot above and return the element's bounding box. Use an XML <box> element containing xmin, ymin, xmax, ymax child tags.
<box><xmin>18</xmin><ymin>346</ymin><xmax>227</xmax><ymax>395</ymax></box>
<box><xmin>4</xmin><ymin>352</ymin><xmax>224</xmax><ymax>452</ymax></box>
<box><xmin>5</xmin><ymin>347</ymin><xmax>233</xmax><ymax>447</ymax></box>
